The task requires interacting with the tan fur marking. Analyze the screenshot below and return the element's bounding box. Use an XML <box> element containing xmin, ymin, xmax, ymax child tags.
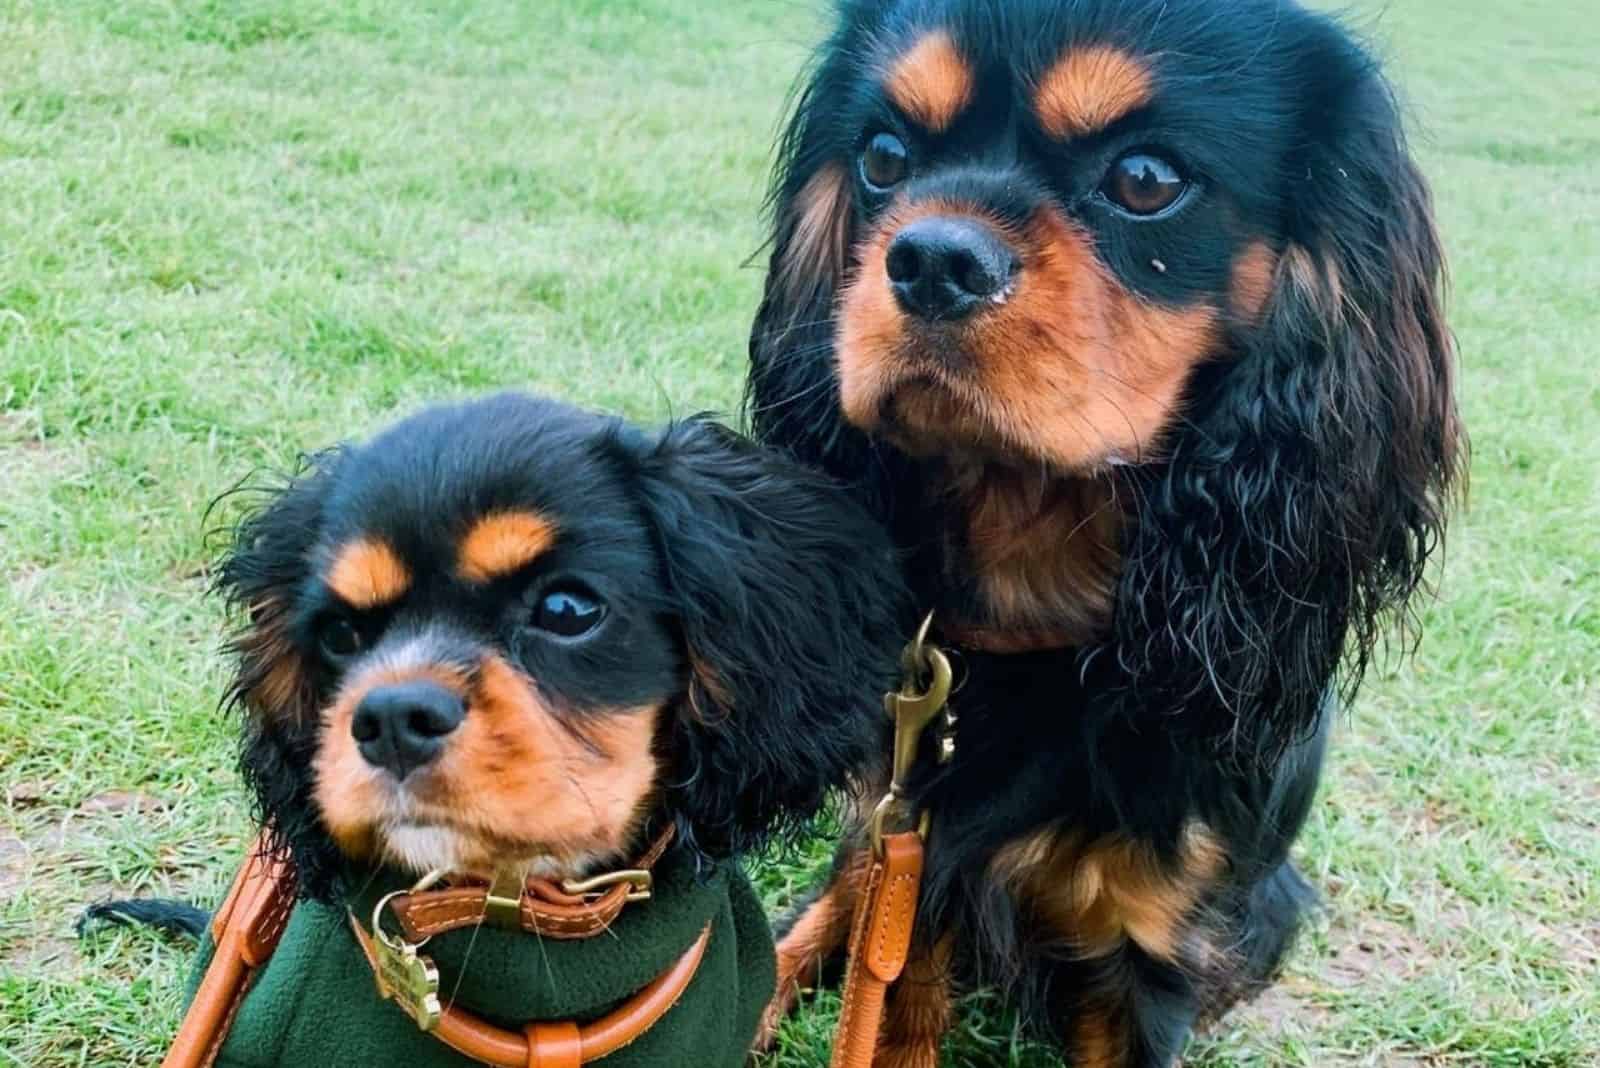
<box><xmin>1072</xmin><ymin>1012</ymin><xmax>1127</xmax><ymax>1068</ymax></box>
<box><xmin>686</xmin><ymin>648</ymin><xmax>735</xmax><ymax>722</ymax></box>
<box><xmin>1034</xmin><ymin>45</ymin><xmax>1155</xmax><ymax>139</ymax></box>
<box><xmin>1230</xmin><ymin>241</ymin><xmax>1279</xmax><ymax>323</ymax></box>
<box><xmin>326</xmin><ymin>537</ymin><xmax>410</xmax><ymax>609</ymax></box>
<box><xmin>457</xmin><ymin>510</ymin><xmax>558</xmax><ymax>583</ymax></box>
<box><xmin>758</xmin><ymin>849</ymin><xmax>873</xmax><ymax>1050</ymax></box>
<box><xmin>992</xmin><ymin>823</ymin><xmax>1225</xmax><ymax>962</ymax></box>
<box><xmin>839</xmin><ymin>200</ymin><xmax>1217</xmax><ymax>471</ymax></box>
<box><xmin>1284</xmin><ymin>242</ymin><xmax>1347</xmax><ymax>319</ymax></box>
<box><xmin>886</xmin><ymin>31</ymin><xmax>974</xmax><ymax>133</ymax></box>
<box><xmin>875</xmin><ymin>936</ymin><xmax>954</xmax><ymax>1068</ymax></box>
<box><xmin>238</xmin><ymin>597</ymin><xmax>314</xmax><ymax>722</ymax></box>
<box><xmin>774</xmin><ymin>163</ymin><xmax>852</xmax><ymax>310</ymax></box>
<box><xmin>314</xmin><ymin>654</ymin><xmax>659</xmax><ymax>877</ymax></box>
<box><xmin>957</xmin><ymin>467</ymin><xmax>1122</xmax><ymax>648</ymax></box>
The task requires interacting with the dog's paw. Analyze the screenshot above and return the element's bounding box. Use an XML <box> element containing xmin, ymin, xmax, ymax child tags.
<box><xmin>873</xmin><ymin>1038</ymin><xmax>942</xmax><ymax>1068</ymax></box>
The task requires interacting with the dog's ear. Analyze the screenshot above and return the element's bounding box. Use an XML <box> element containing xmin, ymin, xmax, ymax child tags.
<box><xmin>1112</xmin><ymin>25</ymin><xmax>1464</xmax><ymax>754</ymax></box>
<box><xmin>626</xmin><ymin>418</ymin><xmax>905</xmax><ymax>860</ymax></box>
<box><xmin>745</xmin><ymin>49</ymin><xmax>893</xmax><ymax>497</ymax></box>
<box><xmin>213</xmin><ymin>451</ymin><xmax>347</xmax><ymax>898</ymax></box>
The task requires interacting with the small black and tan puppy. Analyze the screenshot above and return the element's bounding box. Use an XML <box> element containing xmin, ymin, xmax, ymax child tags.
<box><xmin>221</xmin><ymin>392</ymin><xmax>901</xmax><ymax>898</ymax></box>
<box><xmin>88</xmin><ymin>392</ymin><xmax>905</xmax><ymax>1066</ymax></box>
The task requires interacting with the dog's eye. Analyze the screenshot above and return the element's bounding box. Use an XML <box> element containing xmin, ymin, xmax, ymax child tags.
<box><xmin>317</xmin><ymin>617</ymin><xmax>363</xmax><ymax>660</ymax></box>
<box><xmin>861</xmin><ymin>132</ymin><xmax>909</xmax><ymax>192</ymax></box>
<box><xmin>1102</xmin><ymin>152</ymin><xmax>1186</xmax><ymax>216</ymax></box>
<box><xmin>532</xmin><ymin>587</ymin><xmax>606</xmax><ymax>638</ymax></box>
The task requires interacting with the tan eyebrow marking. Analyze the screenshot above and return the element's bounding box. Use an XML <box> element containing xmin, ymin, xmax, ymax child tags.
<box><xmin>457</xmin><ymin>510</ymin><xmax>558</xmax><ymax>583</ymax></box>
<box><xmin>326</xmin><ymin>537</ymin><xmax>411</xmax><ymax>610</ymax></box>
<box><xmin>885</xmin><ymin>30</ymin><xmax>974</xmax><ymax>134</ymax></box>
<box><xmin>1034</xmin><ymin>45</ymin><xmax>1155</xmax><ymax>139</ymax></box>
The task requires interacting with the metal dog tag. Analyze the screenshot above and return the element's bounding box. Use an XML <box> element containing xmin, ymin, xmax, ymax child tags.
<box><xmin>373</xmin><ymin>934</ymin><xmax>442</xmax><ymax>1032</ymax></box>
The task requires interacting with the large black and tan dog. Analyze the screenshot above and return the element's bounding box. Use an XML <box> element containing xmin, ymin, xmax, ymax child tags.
<box><xmin>748</xmin><ymin>0</ymin><xmax>1464</xmax><ymax>1064</ymax></box>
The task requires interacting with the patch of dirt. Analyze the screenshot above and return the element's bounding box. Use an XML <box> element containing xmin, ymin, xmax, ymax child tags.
<box><xmin>1540</xmin><ymin>763</ymin><xmax>1600</xmax><ymax>830</ymax></box>
<box><xmin>77</xmin><ymin>790</ymin><xmax>168</xmax><ymax>816</ymax></box>
<box><xmin>0</xmin><ymin>408</ymin><xmax>44</xmax><ymax>442</ymax></box>
<box><xmin>1224</xmin><ymin>972</ymin><xmax>1334</xmax><ymax>1030</ymax></box>
<box><xmin>6</xmin><ymin>780</ymin><xmax>49</xmax><ymax>807</ymax></box>
<box><xmin>0</xmin><ymin>409</ymin><xmax>84</xmax><ymax>483</ymax></box>
<box><xmin>0</xmin><ymin>831</ymin><xmax>27</xmax><ymax>896</ymax></box>
<box><xmin>1208</xmin><ymin>904</ymin><xmax>1455</xmax><ymax>1063</ymax></box>
<box><xmin>1322</xmin><ymin>914</ymin><xmax>1438</xmax><ymax>988</ymax></box>
<box><xmin>1554</xmin><ymin>922</ymin><xmax>1599</xmax><ymax>970</ymax></box>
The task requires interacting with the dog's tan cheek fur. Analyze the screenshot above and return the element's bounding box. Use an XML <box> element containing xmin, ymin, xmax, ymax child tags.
<box><xmin>427</xmin><ymin>656</ymin><xmax>660</xmax><ymax>869</ymax></box>
<box><xmin>312</xmin><ymin>686</ymin><xmax>386</xmax><ymax>862</ymax></box>
<box><xmin>973</xmin><ymin>207</ymin><xmax>1216</xmax><ymax>469</ymax></box>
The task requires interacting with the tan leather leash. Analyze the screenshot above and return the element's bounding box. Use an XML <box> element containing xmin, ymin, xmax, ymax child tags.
<box><xmin>160</xmin><ymin>835</ymin><xmax>296</xmax><ymax>1068</ymax></box>
<box><xmin>829</xmin><ymin>616</ymin><xmax>954</xmax><ymax>1068</ymax></box>
<box><xmin>159</xmin><ymin>827</ymin><xmax>688</xmax><ymax>1068</ymax></box>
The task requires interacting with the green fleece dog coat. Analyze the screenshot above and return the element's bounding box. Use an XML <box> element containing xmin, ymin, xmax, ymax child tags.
<box><xmin>183</xmin><ymin>848</ymin><xmax>774</xmax><ymax>1067</ymax></box>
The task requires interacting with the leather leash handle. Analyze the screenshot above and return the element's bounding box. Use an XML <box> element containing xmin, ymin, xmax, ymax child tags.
<box><xmin>162</xmin><ymin>835</ymin><xmax>297</xmax><ymax>1068</ymax></box>
<box><xmin>828</xmin><ymin>832</ymin><xmax>924</xmax><ymax>1068</ymax></box>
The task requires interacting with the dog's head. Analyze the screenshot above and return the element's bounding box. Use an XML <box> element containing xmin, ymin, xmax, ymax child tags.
<box><xmin>217</xmin><ymin>393</ymin><xmax>903</xmax><ymax>899</ymax></box>
<box><xmin>751</xmin><ymin>0</ymin><xmax>1463</xmax><ymax>748</ymax></box>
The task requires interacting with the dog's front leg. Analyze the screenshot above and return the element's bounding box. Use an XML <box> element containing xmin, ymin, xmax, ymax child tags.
<box><xmin>872</xmin><ymin>935</ymin><xmax>952</xmax><ymax>1068</ymax></box>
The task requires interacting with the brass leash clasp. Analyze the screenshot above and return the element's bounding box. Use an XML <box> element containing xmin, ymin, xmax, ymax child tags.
<box><xmin>870</xmin><ymin>613</ymin><xmax>952</xmax><ymax>856</ymax></box>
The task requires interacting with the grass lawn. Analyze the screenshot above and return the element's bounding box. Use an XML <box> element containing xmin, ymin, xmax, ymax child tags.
<box><xmin>1</xmin><ymin>0</ymin><xmax>1595</xmax><ymax>1064</ymax></box>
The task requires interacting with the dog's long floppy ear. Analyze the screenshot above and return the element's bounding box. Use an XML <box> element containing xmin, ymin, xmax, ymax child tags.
<box><xmin>1110</xmin><ymin>22</ymin><xmax>1465</xmax><ymax>755</ymax></box>
<box><xmin>213</xmin><ymin>452</ymin><xmax>347</xmax><ymax>898</ymax></box>
<box><xmin>626</xmin><ymin>418</ymin><xmax>905</xmax><ymax>860</ymax></box>
<box><xmin>746</xmin><ymin>45</ymin><xmax>886</xmax><ymax>491</ymax></box>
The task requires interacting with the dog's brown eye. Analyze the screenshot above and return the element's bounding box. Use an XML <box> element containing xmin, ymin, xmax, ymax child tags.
<box><xmin>861</xmin><ymin>132</ymin><xmax>909</xmax><ymax>191</ymax></box>
<box><xmin>318</xmin><ymin>617</ymin><xmax>363</xmax><ymax>659</ymax></box>
<box><xmin>1103</xmin><ymin>153</ymin><xmax>1186</xmax><ymax>216</ymax></box>
<box><xmin>532</xmin><ymin>587</ymin><xmax>605</xmax><ymax>638</ymax></box>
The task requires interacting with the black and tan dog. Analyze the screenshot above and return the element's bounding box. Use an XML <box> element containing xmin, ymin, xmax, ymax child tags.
<box><xmin>89</xmin><ymin>392</ymin><xmax>905</xmax><ymax>1067</ymax></box>
<box><xmin>748</xmin><ymin>1</ymin><xmax>1465</xmax><ymax>1064</ymax></box>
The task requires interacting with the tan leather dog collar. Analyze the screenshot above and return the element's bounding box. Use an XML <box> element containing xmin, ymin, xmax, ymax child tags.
<box><xmin>387</xmin><ymin>826</ymin><xmax>676</xmax><ymax>942</ymax></box>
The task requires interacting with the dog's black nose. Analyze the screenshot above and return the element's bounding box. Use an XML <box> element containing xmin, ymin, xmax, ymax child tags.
<box><xmin>351</xmin><ymin>681</ymin><xmax>465</xmax><ymax>779</ymax></box>
<box><xmin>886</xmin><ymin>216</ymin><xmax>1018</xmax><ymax>322</ymax></box>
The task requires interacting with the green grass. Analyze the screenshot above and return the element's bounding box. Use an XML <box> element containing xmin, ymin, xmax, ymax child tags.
<box><xmin>1</xmin><ymin>0</ymin><xmax>1595</xmax><ymax>1064</ymax></box>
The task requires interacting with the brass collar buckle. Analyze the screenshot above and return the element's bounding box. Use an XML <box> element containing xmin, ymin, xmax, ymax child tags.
<box><xmin>870</xmin><ymin>613</ymin><xmax>954</xmax><ymax>856</ymax></box>
<box><xmin>561</xmin><ymin>868</ymin><xmax>653</xmax><ymax>903</ymax></box>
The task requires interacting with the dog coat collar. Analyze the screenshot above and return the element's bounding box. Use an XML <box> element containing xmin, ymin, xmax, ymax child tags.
<box><xmin>181</xmin><ymin>830</ymin><xmax>775</xmax><ymax>1068</ymax></box>
<box><xmin>345</xmin><ymin>826</ymin><xmax>701</xmax><ymax>1063</ymax></box>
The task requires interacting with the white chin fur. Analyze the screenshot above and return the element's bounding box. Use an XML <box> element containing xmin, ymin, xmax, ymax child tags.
<box><xmin>381</xmin><ymin>824</ymin><xmax>467</xmax><ymax>875</ymax></box>
<box><xmin>377</xmin><ymin>822</ymin><xmax>606</xmax><ymax>881</ymax></box>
